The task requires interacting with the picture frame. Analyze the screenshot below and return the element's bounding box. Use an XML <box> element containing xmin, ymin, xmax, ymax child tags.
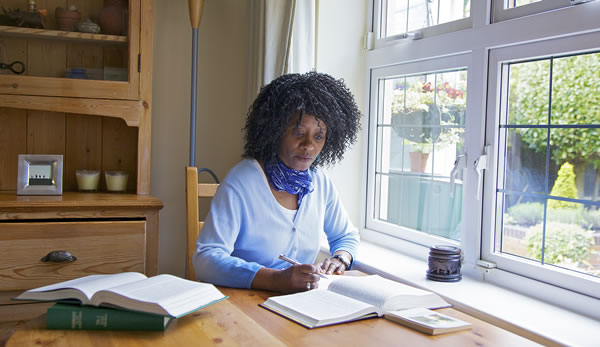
<box><xmin>17</xmin><ymin>154</ymin><xmax>63</xmax><ymax>195</ymax></box>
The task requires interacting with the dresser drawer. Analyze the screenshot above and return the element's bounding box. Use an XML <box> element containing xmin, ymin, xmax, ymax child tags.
<box><xmin>0</xmin><ymin>221</ymin><xmax>145</xmax><ymax>291</ymax></box>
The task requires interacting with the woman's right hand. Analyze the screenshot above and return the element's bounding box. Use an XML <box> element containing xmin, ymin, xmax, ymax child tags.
<box><xmin>252</xmin><ymin>264</ymin><xmax>322</xmax><ymax>293</ymax></box>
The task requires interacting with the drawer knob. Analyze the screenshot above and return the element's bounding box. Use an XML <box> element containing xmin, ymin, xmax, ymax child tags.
<box><xmin>41</xmin><ymin>250</ymin><xmax>78</xmax><ymax>263</ymax></box>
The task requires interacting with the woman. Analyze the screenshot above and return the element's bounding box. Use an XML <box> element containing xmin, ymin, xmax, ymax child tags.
<box><xmin>193</xmin><ymin>72</ymin><xmax>361</xmax><ymax>293</ymax></box>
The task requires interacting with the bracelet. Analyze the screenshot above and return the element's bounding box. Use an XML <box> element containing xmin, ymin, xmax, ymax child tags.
<box><xmin>332</xmin><ymin>254</ymin><xmax>351</xmax><ymax>268</ymax></box>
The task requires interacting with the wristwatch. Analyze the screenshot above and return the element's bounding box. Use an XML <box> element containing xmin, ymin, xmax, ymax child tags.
<box><xmin>332</xmin><ymin>254</ymin><xmax>351</xmax><ymax>269</ymax></box>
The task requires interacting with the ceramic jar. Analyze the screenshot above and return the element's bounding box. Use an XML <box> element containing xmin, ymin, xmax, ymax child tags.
<box><xmin>99</xmin><ymin>0</ymin><xmax>128</xmax><ymax>35</ymax></box>
<box><xmin>427</xmin><ymin>245</ymin><xmax>462</xmax><ymax>282</ymax></box>
<box><xmin>78</xmin><ymin>18</ymin><xmax>101</xmax><ymax>34</ymax></box>
<box><xmin>55</xmin><ymin>6</ymin><xmax>81</xmax><ymax>32</ymax></box>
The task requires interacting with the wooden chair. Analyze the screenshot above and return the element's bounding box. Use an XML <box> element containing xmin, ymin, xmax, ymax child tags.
<box><xmin>185</xmin><ymin>166</ymin><xmax>219</xmax><ymax>280</ymax></box>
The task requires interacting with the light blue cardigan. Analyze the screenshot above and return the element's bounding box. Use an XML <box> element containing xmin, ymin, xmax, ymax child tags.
<box><xmin>193</xmin><ymin>159</ymin><xmax>359</xmax><ymax>288</ymax></box>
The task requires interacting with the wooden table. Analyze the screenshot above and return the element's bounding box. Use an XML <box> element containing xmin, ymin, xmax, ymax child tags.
<box><xmin>7</xmin><ymin>286</ymin><xmax>540</xmax><ymax>346</ymax></box>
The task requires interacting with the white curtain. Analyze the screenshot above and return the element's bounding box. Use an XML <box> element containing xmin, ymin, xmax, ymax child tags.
<box><xmin>247</xmin><ymin>0</ymin><xmax>316</xmax><ymax>105</ymax></box>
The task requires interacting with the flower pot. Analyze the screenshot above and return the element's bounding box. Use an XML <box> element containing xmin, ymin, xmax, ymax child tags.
<box><xmin>409</xmin><ymin>151</ymin><xmax>429</xmax><ymax>173</ymax></box>
<box><xmin>55</xmin><ymin>7</ymin><xmax>81</xmax><ymax>32</ymax></box>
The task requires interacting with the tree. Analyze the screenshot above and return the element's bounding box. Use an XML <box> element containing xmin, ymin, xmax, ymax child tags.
<box><xmin>549</xmin><ymin>162</ymin><xmax>578</xmax><ymax>209</ymax></box>
<box><xmin>509</xmin><ymin>53</ymin><xmax>600</xmax><ymax>169</ymax></box>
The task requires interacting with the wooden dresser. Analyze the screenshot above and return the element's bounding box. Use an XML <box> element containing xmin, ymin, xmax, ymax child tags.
<box><xmin>0</xmin><ymin>0</ymin><xmax>160</xmax><ymax>343</ymax></box>
<box><xmin>0</xmin><ymin>192</ymin><xmax>162</xmax><ymax>343</ymax></box>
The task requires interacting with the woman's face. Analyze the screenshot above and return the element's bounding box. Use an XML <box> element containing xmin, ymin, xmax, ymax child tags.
<box><xmin>278</xmin><ymin>114</ymin><xmax>327</xmax><ymax>171</ymax></box>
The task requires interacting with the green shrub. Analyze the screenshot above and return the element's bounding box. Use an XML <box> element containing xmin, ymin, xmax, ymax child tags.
<box><xmin>526</xmin><ymin>222</ymin><xmax>593</xmax><ymax>265</ymax></box>
<box><xmin>548</xmin><ymin>162</ymin><xmax>578</xmax><ymax>210</ymax></box>
<box><xmin>508</xmin><ymin>202</ymin><xmax>544</xmax><ymax>226</ymax></box>
<box><xmin>547</xmin><ymin>208</ymin><xmax>582</xmax><ymax>226</ymax></box>
<box><xmin>582</xmin><ymin>208</ymin><xmax>600</xmax><ymax>231</ymax></box>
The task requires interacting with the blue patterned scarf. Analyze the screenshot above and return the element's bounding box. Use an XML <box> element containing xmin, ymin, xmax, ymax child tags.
<box><xmin>265</xmin><ymin>158</ymin><xmax>314</xmax><ymax>206</ymax></box>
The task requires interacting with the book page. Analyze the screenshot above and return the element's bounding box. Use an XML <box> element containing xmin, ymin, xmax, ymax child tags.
<box><xmin>328</xmin><ymin>275</ymin><xmax>445</xmax><ymax>313</ymax></box>
<box><xmin>16</xmin><ymin>272</ymin><xmax>147</xmax><ymax>303</ymax></box>
<box><xmin>91</xmin><ymin>274</ymin><xmax>226</xmax><ymax>317</ymax></box>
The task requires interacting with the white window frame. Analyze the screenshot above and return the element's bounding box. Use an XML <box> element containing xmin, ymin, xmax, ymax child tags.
<box><xmin>364</xmin><ymin>0</ymin><xmax>600</xmax><ymax>309</ymax></box>
<box><xmin>492</xmin><ymin>0</ymin><xmax>579</xmax><ymax>23</ymax></box>
<box><xmin>366</xmin><ymin>54</ymin><xmax>471</xmax><ymax>248</ymax></box>
<box><xmin>483</xmin><ymin>31</ymin><xmax>600</xmax><ymax>299</ymax></box>
<box><xmin>372</xmin><ymin>0</ymin><xmax>472</xmax><ymax>49</ymax></box>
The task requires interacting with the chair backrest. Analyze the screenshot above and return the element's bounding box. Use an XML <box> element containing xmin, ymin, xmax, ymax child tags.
<box><xmin>185</xmin><ymin>166</ymin><xmax>219</xmax><ymax>280</ymax></box>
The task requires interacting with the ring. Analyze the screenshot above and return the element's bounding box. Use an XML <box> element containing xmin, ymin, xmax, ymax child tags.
<box><xmin>306</xmin><ymin>282</ymin><xmax>311</xmax><ymax>290</ymax></box>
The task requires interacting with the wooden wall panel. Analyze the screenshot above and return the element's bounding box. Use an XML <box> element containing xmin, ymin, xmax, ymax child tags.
<box><xmin>2</xmin><ymin>1</ymin><xmax>27</xmax><ymax>11</ymax></box>
<box><xmin>67</xmin><ymin>43</ymin><xmax>103</xmax><ymax>79</ymax></box>
<box><xmin>65</xmin><ymin>114</ymin><xmax>102</xmax><ymax>191</ymax></box>
<box><xmin>27</xmin><ymin>40</ymin><xmax>66</xmax><ymax>78</ymax></box>
<box><xmin>0</xmin><ymin>37</ymin><xmax>27</xmax><ymax>76</ymax></box>
<box><xmin>26</xmin><ymin>111</ymin><xmax>65</xmax><ymax>155</ymax></box>
<box><xmin>0</xmin><ymin>108</ymin><xmax>26</xmax><ymax>191</ymax></box>
<box><xmin>104</xmin><ymin>46</ymin><xmax>128</xmax><ymax>68</ymax></box>
<box><xmin>102</xmin><ymin>117</ymin><xmax>137</xmax><ymax>192</ymax></box>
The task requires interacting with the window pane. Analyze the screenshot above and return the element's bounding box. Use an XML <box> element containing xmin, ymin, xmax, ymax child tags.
<box><xmin>376</xmin><ymin>69</ymin><xmax>467</xmax><ymax>241</ymax></box>
<box><xmin>540</xmin><ymin>201</ymin><xmax>598</xmax><ymax>276</ymax></box>
<box><xmin>508</xmin><ymin>0</ymin><xmax>543</xmax><ymax>8</ymax></box>
<box><xmin>501</xmin><ymin>193</ymin><xmax>546</xmax><ymax>260</ymax></box>
<box><xmin>383</xmin><ymin>0</ymin><xmax>470</xmax><ymax>38</ymax></box>
<box><xmin>496</xmin><ymin>51</ymin><xmax>600</xmax><ymax>279</ymax></box>
<box><xmin>550</xmin><ymin>128</ymin><xmax>600</xmax><ymax>203</ymax></box>
<box><xmin>507</xmin><ymin>60</ymin><xmax>550</xmax><ymax>125</ymax></box>
<box><xmin>502</xmin><ymin>128</ymin><xmax>548</xmax><ymax>196</ymax></box>
<box><xmin>551</xmin><ymin>53</ymin><xmax>600</xmax><ymax>126</ymax></box>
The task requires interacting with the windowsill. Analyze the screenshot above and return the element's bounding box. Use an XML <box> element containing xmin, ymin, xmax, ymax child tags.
<box><xmin>323</xmin><ymin>239</ymin><xmax>599</xmax><ymax>347</ymax></box>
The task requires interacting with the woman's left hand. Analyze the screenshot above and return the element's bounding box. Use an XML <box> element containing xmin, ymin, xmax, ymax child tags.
<box><xmin>319</xmin><ymin>251</ymin><xmax>352</xmax><ymax>275</ymax></box>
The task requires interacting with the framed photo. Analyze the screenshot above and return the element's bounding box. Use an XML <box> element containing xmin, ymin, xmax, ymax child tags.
<box><xmin>17</xmin><ymin>154</ymin><xmax>63</xmax><ymax>195</ymax></box>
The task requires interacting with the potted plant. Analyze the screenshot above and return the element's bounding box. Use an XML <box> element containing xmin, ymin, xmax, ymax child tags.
<box><xmin>391</xmin><ymin>80</ymin><xmax>465</xmax><ymax>172</ymax></box>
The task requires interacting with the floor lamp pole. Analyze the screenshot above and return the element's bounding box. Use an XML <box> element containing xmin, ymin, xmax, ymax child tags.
<box><xmin>188</xmin><ymin>0</ymin><xmax>205</xmax><ymax>167</ymax></box>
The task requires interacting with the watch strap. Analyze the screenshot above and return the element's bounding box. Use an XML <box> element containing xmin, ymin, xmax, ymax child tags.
<box><xmin>332</xmin><ymin>254</ymin><xmax>351</xmax><ymax>268</ymax></box>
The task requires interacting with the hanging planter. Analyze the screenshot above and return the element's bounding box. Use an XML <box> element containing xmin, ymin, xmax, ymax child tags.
<box><xmin>391</xmin><ymin>103</ymin><xmax>442</xmax><ymax>145</ymax></box>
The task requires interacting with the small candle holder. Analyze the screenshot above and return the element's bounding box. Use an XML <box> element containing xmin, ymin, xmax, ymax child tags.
<box><xmin>75</xmin><ymin>170</ymin><xmax>100</xmax><ymax>192</ymax></box>
<box><xmin>427</xmin><ymin>245</ymin><xmax>462</xmax><ymax>282</ymax></box>
<box><xmin>105</xmin><ymin>171</ymin><xmax>128</xmax><ymax>192</ymax></box>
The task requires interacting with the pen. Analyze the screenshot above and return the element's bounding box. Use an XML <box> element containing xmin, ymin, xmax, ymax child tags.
<box><xmin>279</xmin><ymin>254</ymin><xmax>328</xmax><ymax>279</ymax></box>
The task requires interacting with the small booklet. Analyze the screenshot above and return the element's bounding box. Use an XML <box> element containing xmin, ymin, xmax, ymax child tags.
<box><xmin>13</xmin><ymin>272</ymin><xmax>227</xmax><ymax>318</ymax></box>
<box><xmin>260</xmin><ymin>274</ymin><xmax>450</xmax><ymax>328</ymax></box>
<box><xmin>385</xmin><ymin>308</ymin><xmax>472</xmax><ymax>335</ymax></box>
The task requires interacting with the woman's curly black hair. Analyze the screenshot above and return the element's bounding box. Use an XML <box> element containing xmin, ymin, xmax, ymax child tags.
<box><xmin>243</xmin><ymin>71</ymin><xmax>361</xmax><ymax>168</ymax></box>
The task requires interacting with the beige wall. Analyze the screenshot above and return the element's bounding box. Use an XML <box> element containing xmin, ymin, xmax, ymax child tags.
<box><xmin>316</xmin><ymin>0</ymin><xmax>368</xmax><ymax>229</ymax></box>
<box><xmin>151</xmin><ymin>0</ymin><xmax>367</xmax><ymax>275</ymax></box>
<box><xmin>152</xmin><ymin>0</ymin><xmax>250</xmax><ymax>276</ymax></box>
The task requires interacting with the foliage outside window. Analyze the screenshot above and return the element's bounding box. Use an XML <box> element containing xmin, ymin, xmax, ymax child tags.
<box><xmin>391</xmin><ymin>78</ymin><xmax>465</xmax><ymax>154</ymax></box>
<box><xmin>498</xmin><ymin>51</ymin><xmax>600</xmax><ymax>278</ymax></box>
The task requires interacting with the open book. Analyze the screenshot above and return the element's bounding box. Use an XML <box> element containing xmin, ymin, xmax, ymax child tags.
<box><xmin>260</xmin><ymin>275</ymin><xmax>450</xmax><ymax>328</ymax></box>
<box><xmin>14</xmin><ymin>272</ymin><xmax>227</xmax><ymax>318</ymax></box>
<box><xmin>385</xmin><ymin>308</ymin><xmax>472</xmax><ymax>335</ymax></box>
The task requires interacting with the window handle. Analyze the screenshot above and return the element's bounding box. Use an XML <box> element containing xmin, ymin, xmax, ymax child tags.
<box><xmin>449</xmin><ymin>154</ymin><xmax>466</xmax><ymax>198</ymax></box>
<box><xmin>474</xmin><ymin>146</ymin><xmax>491</xmax><ymax>200</ymax></box>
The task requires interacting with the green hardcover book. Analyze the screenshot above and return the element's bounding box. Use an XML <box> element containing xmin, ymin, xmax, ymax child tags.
<box><xmin>46</xmin><ymin>303</ymin><xmax>173</xmax><ymax>331</ymax></box>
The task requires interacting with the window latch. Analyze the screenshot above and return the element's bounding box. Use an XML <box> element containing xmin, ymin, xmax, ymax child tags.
<box><xmin>474</xmin><ymin>146</ymin><xmax>491</xmax><ymax>201</ymax></box>
<box><xmin>449</xmin><ymin>154</ymin><xmax>466</xmax><ymax>198</ymax></box>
